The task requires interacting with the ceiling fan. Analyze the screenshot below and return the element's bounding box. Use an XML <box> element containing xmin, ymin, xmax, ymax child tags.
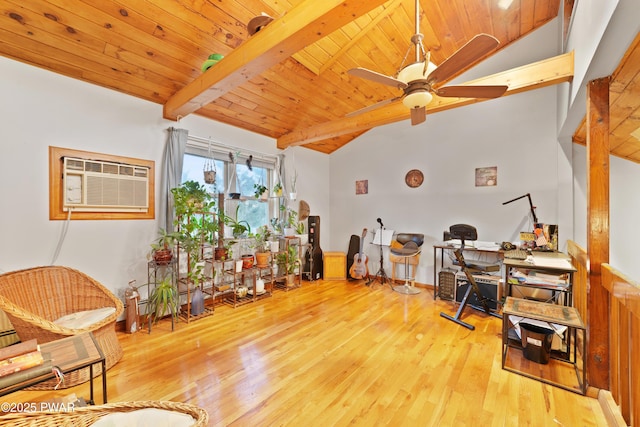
<box><xmin>347</xmin><ymin>0</ymin><xmax>508</xmax><ymax>125</ymax></box>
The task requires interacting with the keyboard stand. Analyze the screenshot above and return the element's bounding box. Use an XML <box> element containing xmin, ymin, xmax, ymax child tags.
<box><xmin>440</xmin><ymin>247</ymin><xmax>502</xmax><ymax>330</ymax></box>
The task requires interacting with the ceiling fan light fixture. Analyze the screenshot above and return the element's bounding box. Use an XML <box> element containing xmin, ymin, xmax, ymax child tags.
<box><xmin>397</xmin><ymin>62</ymin><xmax>436</xmax><ymax>84</ymax></box>
<box><xmin>403</xmin><ymin>91</ymin><xmax>433</xmax><ymax>109</ymax></box>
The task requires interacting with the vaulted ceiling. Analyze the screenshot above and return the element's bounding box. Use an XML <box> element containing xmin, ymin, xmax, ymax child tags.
<box><xmin>0</xmin><ymin>0</ymin><xmax>637</xmax><ymax>159</ymax></box>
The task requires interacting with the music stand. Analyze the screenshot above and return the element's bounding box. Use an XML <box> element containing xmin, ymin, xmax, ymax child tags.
<box><xmin>367</xmin><ymin>228</ymin><xmax>393</xmax><ymax>289</ymax></box>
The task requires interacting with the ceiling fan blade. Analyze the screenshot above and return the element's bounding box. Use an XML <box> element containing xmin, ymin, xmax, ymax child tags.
<box><xmin>436</xmin><ymin>85</ymin><xmax>508</xmax><ymax>99</ymax></box>
<box><xmin>348</xmin><ymin>67</ymin><xmax>408</xmax><ymax>89</ymax></box>
<box><xmin>346</xmin><ymin>97</ymin><xmax>402</xmax><ymax>117</ymax></box>
<box><xmin>410</xmin><ymin>107</ymin><xmax>426</xmax><ymax>125</ymax></box>
<box><xmin>427</xmin><ymin>34</ymin><xmax>500</xmax><ymax>86</ymax></box>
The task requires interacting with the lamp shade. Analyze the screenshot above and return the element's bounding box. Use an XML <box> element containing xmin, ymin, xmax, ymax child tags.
<box><xmin>397</xmin><ymin>61</ymin><xmax>437</xmax><ymax>84</ymax></box>
<box><xmin>397</xmin><ymin>61</ymin><xmax>437</xmax><ymax>109</ymax></box>
<box><xmin>403</xmin><ymin>91</ymin><xmax>432</xmax><ymax>109</ymax></box>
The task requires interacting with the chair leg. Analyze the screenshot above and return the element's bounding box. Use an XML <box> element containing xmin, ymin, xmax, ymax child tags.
<box><xmin>393</xmin><ymin>257</ymin><xmax>420</xmax><ymax>295</ymax></box>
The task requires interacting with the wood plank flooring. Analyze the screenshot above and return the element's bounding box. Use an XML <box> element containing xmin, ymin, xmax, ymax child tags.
<box><xmin>5</xmin><ymin>280</ymin><xmax>607</xmax><ymax>426</ymax></box>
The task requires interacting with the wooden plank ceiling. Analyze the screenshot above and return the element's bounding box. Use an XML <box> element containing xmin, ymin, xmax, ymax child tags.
<box><xmin>3</xmin><ymin>0</ymin><xmax>632</xmax><ymax>159</ymax></box>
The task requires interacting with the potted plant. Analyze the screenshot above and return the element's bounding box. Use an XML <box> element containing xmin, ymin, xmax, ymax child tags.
<box><xmin>171</xmin><ymin>180</ymin><xmax>215</xmax><ymax>214</ymax></box>
<box><xmin>253</xmin><ymin>183</ymin><xmax>268</xmax><ymax>200</ymax></box>
<box><xmin>283</xmin><ymin>207</ymin><xmax>297</xmax><ymax>236</ymax></box>
<box><xmin>219</xmin><ymin>239</ymin><xmax>236</xmax><ymax>261</ymax></box>
<box><xmin>295</xmin><ymin>221</ymin><xmax>308</xmax><ymax>245</ymax></box>
<box><xmin>273</xmin><ymin>182</ymin><xmax>283</xmax><ymax>197</ymax></box>
<box><xmin>224</xmin><ymin>204</ymin><xmax>251</xmax><ymax>238</ymax></box>
<box><xmin>251</xmin><ymin>225</ymin><xmax>272</xmax><ymax>268</ymax></box>
<box><xmin>239</xmin><ymin>240</ymin><xmax>254</xmax><ymax>269</ymax></box>
<box><xmin>171</xmin><ymin>180</ymin><xmax>217</xmax><ymax>291</ymax></box>
<box><xmin>150</xmin><ymin>228</ymin><xmax>179</xmax><ymax>265</ymax></box>
<box><xmin>276</xmin><ymin>244</ymin><xmax>299</xmax><ymax>286</ymax></box>
<box><xmin>147</xmin><ymin>276</ymin><xmax>178</xmax><ymax>324</ymax></box>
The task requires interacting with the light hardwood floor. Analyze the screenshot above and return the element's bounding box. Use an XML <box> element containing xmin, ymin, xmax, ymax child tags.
<box><xmin>7</xmin><ymin>280</ymin><xmax>607</xmax><ymax>426</ymax></box>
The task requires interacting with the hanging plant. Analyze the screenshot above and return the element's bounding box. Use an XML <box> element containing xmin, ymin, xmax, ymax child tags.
<box><xmin>203</xmin><ymin>159</ymin><xmax>216</xmax><ymax>184</ymax></box>
<box><xmin>203</xmin><ymin>139</ymin><xmax>216</xmax><ymax>184</ymax></box>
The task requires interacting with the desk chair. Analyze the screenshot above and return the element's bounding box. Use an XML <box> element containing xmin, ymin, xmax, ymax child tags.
<box><xmin>390</xmin><ymin>233</ymin><xmax>424</xmax><ymax>295</ymax></box>
<box><xmin>439</xmin><ymin>224</ymin><xmax>501</xmax><ymax>330</ymax></box>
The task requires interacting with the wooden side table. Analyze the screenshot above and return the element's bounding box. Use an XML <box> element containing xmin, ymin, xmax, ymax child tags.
<box><xmin>502</xmin><ymin>297</ymin><xmax>586</xmax><ymax>394</ymax></box>
<box><xmin>324</xmin><ymin>252</ymin><xmax>346</xmax><ymax>280</ymax></box>
<box><xmin>0</xmin><ymin>332</ymin><xmax>107</xmax><ymax>404</ymax></box>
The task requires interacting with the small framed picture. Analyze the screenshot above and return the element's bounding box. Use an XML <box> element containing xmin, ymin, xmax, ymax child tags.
<box><xmin>355</xmin><ymin>180</ymin><xmax>368</xmax><ymax>195</ymax></box>
<box><xmin>475</xmin><ymin>166</ymin><xmax>497</xmax><ymax>187</ymax></box>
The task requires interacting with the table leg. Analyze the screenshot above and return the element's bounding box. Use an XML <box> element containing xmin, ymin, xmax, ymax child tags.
<box><xmin>102</xmin><ymin>360</ymin><xmax>107</xmax><ymax>403</ymax></box>
<box><xmin>89</xmin><ymin>364</ymin><xmax>94</xmax><ymax>405</ymax></box>
<box><xmin>433</xmin><ymin>247</ymin><xmax>438</xmax><ymax>300</ymax></box>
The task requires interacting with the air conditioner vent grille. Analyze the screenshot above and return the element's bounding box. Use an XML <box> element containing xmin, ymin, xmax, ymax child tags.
<box><xmin>63</xmin><ymin>157</ymin><xmax>150</xmax><ymax>213</ymax></box>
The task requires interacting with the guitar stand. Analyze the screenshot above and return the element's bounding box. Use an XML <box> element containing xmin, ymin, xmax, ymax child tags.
<box><xmin>439</xmin><ymin>225</ymin><xmax>501</xmax><ymax>330</ymax></box>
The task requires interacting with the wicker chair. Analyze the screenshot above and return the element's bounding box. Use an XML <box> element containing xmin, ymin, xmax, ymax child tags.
<box><xmin>0</xmin><ymin>266</ymin><xmax>123</xmax><ymax>388</ymax></box>
<box><xmin>0</xmin><ymin>400</ymin><xmax>209</xmax><ymax>427</ymax></box>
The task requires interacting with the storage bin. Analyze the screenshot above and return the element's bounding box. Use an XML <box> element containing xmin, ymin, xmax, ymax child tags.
<box><xmin>520</xmin><ymin>322</ymin><xmax>554</xmax><ymax>364</ymax></box>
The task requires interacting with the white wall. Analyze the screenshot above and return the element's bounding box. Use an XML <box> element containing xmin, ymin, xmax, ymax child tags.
<box><xmin>329</xmin><ymin>84</ymin><xmax>563</xmax><ymax>286</ymax></box>
<box><xmin>0</xmin><ymin>56</ymin><xmax>329</xmax><ymax>303</ymax></box>
<box><xmin>563</xmin><ymin>0</ymin><xmax>640</xmax><ymax>281</ymax></box>
<box><xmin>572</xmin><ymin>145</ymin><xmax>640</xmax><ymax>281</ymax></box>
<box><xmin>328</xmin><ymin>18</ymin><xmax>571</xmax><ymax>285</ymax></box>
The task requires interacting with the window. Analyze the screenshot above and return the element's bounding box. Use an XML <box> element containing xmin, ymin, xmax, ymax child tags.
<box><xmin>182</xmin><ymin>142</ymin><xmax>278</xmax><ymax>233</ymax></box>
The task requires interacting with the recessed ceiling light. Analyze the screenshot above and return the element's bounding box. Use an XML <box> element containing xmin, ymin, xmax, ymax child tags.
<box><xmin>631</xmin><ymin>126</ymin><xmax>640</xmax><ymax>142</ymax></box>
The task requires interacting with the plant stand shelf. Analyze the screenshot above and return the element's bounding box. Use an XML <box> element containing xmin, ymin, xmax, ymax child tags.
<box><xmin>146</xmin><ymin>259</ymin><xmax>178</xmax><ymax>333</ymax></box>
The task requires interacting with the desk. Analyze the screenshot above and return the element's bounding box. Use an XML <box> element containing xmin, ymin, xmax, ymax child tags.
<box><xmin>502</xmin><ymin>297</ymin><xmax>586</xmax><ymax>394</ymax></box>
<box><xmin>0</xmin><ymin>332</ymin><xmax>107</xmax><ymax>404</ymax></box>
<box><xmin>433</xmin><ymin>243</ymin><xmax>501</xmax><ymax>300</ymax></box>
<box><xmin>503</xmin><ymin>252</ymin><xmax>575</xmax><ymax>306</ymax></box>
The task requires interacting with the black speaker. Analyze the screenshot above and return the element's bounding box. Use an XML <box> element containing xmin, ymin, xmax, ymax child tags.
<box><xmin>455</xmin><ymin>273</ymin><xmax>500</xmax><ymax>310</ymax></box>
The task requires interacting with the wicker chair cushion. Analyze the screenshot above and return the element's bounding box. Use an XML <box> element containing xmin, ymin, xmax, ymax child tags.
<box><xmin>90</xmin><ymin>408</ymin><xmax>195</xmax><ymax>427</ymax></box>
<box><xmin>53</xmin><ymin>307</ymin><xmax>116</xmax><ymax>330</ymax></box>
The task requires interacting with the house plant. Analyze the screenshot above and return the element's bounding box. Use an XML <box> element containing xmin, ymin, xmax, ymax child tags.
<box><xmin>295</xmin><ymin>221</ymin><xmax>308</xmax><ymax>245</ymax></box>
<box><xmin>224</xmin><ymin>204</ymin><xmax>250</xmax><ymax>238</ymax></box>
<box><xmin>251</xmin><ymin>225</ymin><xmax>272</xmax><ymax>268</ymax></box>
<box><xmin>147</xmin><ymin>276</ymin><xmax>178</xmax><ymax>324</ymax></box>
<box><xmin>171</xmin><ymin>180</ymin><xmax>215</xmax><ymax>215</ymax></box>
<box><xmin>283</xmin><ymin>207</ymin><xmax>298</xmax><ymax>236</ymax></box>
<box><xmin>273</xmin><ymin>182</ymin><xmax>283</xmax><ymax>197</ymax></box>
<box><xmin>171</xmin><ymin>180</ymin><xmax>217</xmax><ymax>291</ymax></box>
<box><xmin>276</xmin><ymin>244</ymin><xmax>299</xmax><ymax>286</ymax></box>
<box><xmin>253</xmin><ymin>183</ymin><xmax>268</xmax><ymax>200</ymax></box>
<box><xmin>150</xmin><ymin>228</ymin><xmax>179</xmax><ymax>265</ymax></box>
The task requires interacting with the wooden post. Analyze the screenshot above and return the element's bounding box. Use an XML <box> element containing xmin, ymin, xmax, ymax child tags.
<box><xmin>586</xmin><ymin>76</ymin><xmax>611</xmax><ymax>390</ymax></box>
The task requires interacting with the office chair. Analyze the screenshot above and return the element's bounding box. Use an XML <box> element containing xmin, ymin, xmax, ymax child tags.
<box><xmin>439</xmin><ymin>224</ymin><xmax>501</xmax><ymax>329</ymax></box>
<box><xmin>390</xmin><ymin>233</ymin><xmax>424</xmax><ymax>295</ymax></box>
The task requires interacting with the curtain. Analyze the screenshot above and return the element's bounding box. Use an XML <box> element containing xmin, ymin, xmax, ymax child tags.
<box><xmin>159</xmin><ymin>127</ymin><xmax>188</xmax><ymax>231</ymax></box>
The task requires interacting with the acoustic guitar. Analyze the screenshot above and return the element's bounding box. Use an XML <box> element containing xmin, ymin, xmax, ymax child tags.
<box><xmin>349</xmin><ymin>228</ymin><xmax>369</xmax><ymax>280</ymax></box>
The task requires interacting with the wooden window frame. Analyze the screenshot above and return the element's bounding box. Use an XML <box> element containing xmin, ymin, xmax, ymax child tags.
<box><xmin>49</xmin><ymin>146</ymin><xmax>155</xmax><ymax>220</ymax></box>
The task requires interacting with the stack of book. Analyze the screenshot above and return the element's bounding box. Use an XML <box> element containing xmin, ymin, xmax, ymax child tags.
<box><xmin>0</xmin><ymin>339</ymin><xmax>52</xmax><ymax>389</ymax></box>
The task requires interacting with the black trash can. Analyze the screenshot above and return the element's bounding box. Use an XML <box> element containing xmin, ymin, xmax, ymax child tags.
<box><xmin>520</xmin><ymin>322</ymin><xmax>554</xmax><ymax>364</ymax></box>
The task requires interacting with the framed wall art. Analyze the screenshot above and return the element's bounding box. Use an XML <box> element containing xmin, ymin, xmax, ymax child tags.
<box><xmin>355</xmin><ymin>180</ymin><xmax>368</xmax><ymax>195</ymax></box>
<box><xmin>475</xmin><ymin>166</ymin><xmax>497</xmax><ymax>187</ymax></box>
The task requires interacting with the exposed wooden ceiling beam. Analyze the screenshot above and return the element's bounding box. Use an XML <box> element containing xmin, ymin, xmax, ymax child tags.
<box><xmin>163</xmin><ymin>0</ymin><xmax>390</xmax><ymax>121</ymax></box>
<box><xmin>277</xmin><ymin>51</ymin><xmax>575</xmax><ymax>148</ymax></box>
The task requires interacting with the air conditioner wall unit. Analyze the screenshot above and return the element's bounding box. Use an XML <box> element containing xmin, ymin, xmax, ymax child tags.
<box><xmin>63</xmin><ymin>157</ymin><xmax>150</xmax><ymax>213</ymax></box>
